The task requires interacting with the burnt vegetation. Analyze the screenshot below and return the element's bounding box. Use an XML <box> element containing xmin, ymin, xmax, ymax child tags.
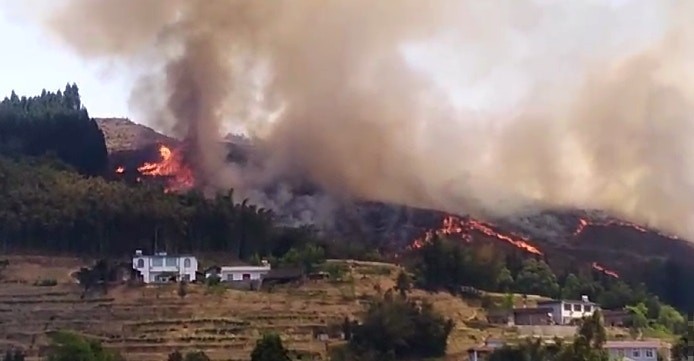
<box><xmin>0</xmin><ymin>86</ymin><xmax>693</xmax><ymax>359</ymax></box>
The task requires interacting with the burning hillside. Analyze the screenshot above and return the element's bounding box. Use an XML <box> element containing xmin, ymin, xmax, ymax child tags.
<box><xmin>407</xmin><ymin>213</ymin><xmax>621</xmax><ymax>278</ymax></box>
<box><xmin>114</xmin><ymin>144</ymin><xmax>195</xmax><ymax>193</ymax></box>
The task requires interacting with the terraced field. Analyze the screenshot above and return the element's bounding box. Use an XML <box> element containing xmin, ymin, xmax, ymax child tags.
<box><xmin>0</xmin><ymin>256</ymin><xmax>497</xmax><ymax>361</ymax></box>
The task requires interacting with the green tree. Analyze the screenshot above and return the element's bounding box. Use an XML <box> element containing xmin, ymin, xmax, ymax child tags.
<box><xmin>496</xmin><ymin>267</ymin><xmax>514</xmax><ymax>292</ymax></box>
<box><xmin>561</xmin><ymin>273</ymin><xmax>583</xmax><ymax>299</ymax></box>
<box><xmin>626</xmin><ymin>303</ymin><xmax>649</xmax><ymax>331</ymax></box>
<box><xmin>672</xmin><ymin>320</ymin><xmax>694</xmax><ymax>361</ymax></box>
<box><xmin>280</xmin><ymin>243</ymin><xmax>325</xmax><ymax>273</ymax></box>
<box><xmin>556</xmin><ymin>310</ymin><xmax>608</xmax><ymax>361</ymax></box>
<box><xmin>250</xmin><ymin>333</ymin><xmax>291</xmax><ymax>361</ymax></box>
<box><xmin>350</xmin><ymin>294</ymin><xmax>453</xmax><ymax>360</ymax></box>
<box><xmin>515</xmin><ymin>259</ymin><xmax>560</xmax><ymax>298</ymax></box>
<box><xmin>657</xmin><ymin>305</ymin><xmax>685</xmax><ymax>332</ymax></box>
<box><xmin>46</xmin><ymin>331</ymin><xmax>124</xmax><ymax>361</ymax></box>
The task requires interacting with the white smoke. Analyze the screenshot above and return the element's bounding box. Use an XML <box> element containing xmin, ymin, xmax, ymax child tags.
<box><xmin>9</xmin><ymin>0</ymin><xmax>694</xmax><ymax>239</ymax></box>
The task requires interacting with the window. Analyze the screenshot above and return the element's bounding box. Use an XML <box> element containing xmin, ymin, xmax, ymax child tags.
<box><xmin>152</xmin><ymin>257</ymin><xmax>163</xmax><ymax>267</ymax></box>
<box><xmin>182</xmin><ymin>274</ymin><xmax>190</xmax><ymax>282</ymax></box>
<box><xmin>632</xmin><ymin>349</ymin><xmax>640</xmax><ymax>357</ymax></box>
<box><xmin>165</xmin><ymin>257</ymin><xmax>177</xmax><ymax>267</ymax></box>
<box><xmin>136</xmin><ymin>259</ymin><xmax>144</xmax><ymax>268</ymax></box>
<box><xmin>617</xmin><ymin>349</ymin><xmax>624</xmax><ymax>357</ymax></box>
<box><xmin>243</xmin><ymin>274</ymin><xmax>251</xmax><ymax>280</ymax></box>
<box><xmin>646</xmin><ymin>349</ymin><xmax>654</xmax><ymax>357</ymax></box>
<box><xmin>184</xmin><ymin>258</ymin><xmax>191</xmax><ymax>268</ymax></box>
<box><xmin>564</xmin><ymin>303</ymin><xmax>571</xmax><ymax>311</ymax></box>
<box><xmin>573</xmin><ymin>304</ymin><xmax>581</xmax><ymax>311</ymax></box>
<box><xmin>584</xmin><ymin>305</ymin><xmax>592</xmax><ymax>312</ymax></box>
<box><xmin>227</xmin><ymin>274</ymin><xmax>234</xmax><ymax>281</ymax></box>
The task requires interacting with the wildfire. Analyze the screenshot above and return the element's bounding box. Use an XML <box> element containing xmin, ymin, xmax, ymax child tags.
<box><xmin>410</xmin><ymin>215</ymin><xmax>543</xmax><ymax>255</ymax></box>
<box><xmin>113</xmin><ymin>144</ymin><xmax>195</xmax><ymax>193</ymax></box>
<box><xmin>410</xmin><ymin>215</ymin><xmax>623</xmax><ymax>279</ymax></box>
<box><xmin>573</xmin><ymin>217</ymin><xmax>678</xmax><ymax>240</ymax></box>
<box><xmin>136</xmin><ymin>145</ymin><xmax>195</xmax><ymax>192</ymax></box>
<box><xmin>591</xmin><ymin>262</ymin><xmax>619</xmax><ymax>278</ymax></box>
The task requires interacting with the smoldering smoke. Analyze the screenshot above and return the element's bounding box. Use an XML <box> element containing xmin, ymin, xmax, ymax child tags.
<box><xmin>16</xmin><ymin>0</ymin><xmax>694</xmax><ymax>240</ymax></box>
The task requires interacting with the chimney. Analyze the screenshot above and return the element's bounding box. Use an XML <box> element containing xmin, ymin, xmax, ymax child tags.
<box><xmin>261</xmin><ymin>259</ymin><xmax>270</xmax><ymax>268</ymax></box>
<box><xmin>581</xmin><ymin>295</ymin><xmax>589</xmax><ymax>302</ymax></box>
<box><xmin>135</xmin><ymin>250</ymin><xmax>143</xmax><ymax>256</ymax></box>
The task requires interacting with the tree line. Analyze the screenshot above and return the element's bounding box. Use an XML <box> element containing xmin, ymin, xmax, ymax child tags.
<box><xmin>410</xmin><ymin>236</ymin><xmax>687</xmax><ymax>334</ymax></box>
<box><xmin>0</xmin><ymin>84</ymin><xmax>107</xmax><ymax>176</ymax></box>
<box><xmin>0</xmin><ymin>154</ymin><xmax>331</xmax><ymax>260</ymax></box>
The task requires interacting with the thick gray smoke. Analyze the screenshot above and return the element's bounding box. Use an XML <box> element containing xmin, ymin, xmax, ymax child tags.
<box><xmin>15</xmin><ymin>0</ymin><xmax>694</xmax><ymax>239</ymax></box>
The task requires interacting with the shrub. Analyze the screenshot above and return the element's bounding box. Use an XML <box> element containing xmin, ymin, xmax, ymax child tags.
<box><xmin>34</xmin><ymin>278</ymin><xmax>58</xmax><ymax>287</ymax></box>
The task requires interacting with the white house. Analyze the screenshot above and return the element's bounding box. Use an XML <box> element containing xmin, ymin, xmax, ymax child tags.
<box><xmin>132</xmin><ymin>250</ymin><xmax>198</xmax><ymax>283</ymax></box>
<box><xmin>537</xmin><ymin>295</ymin><xmax>598</xmax><ymax>325</ymax></box>
<box><xmin>208</xmin><ymin>260</ymin><xmax>271</xmax><ymax>282</ymax></box>
<box><xmin>604</xmin><ymin>340</ymin><xmax>662</xmax><ymax>361</ymax></box>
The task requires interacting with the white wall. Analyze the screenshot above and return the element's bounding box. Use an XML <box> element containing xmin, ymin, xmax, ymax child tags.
<box><xmin>133</xmin><ymin>255</ymin><xmax>198</xmax><ymax>283</ymax></box>
<box><xmin>219</xmin><ymin>269</ymin><xmax>269</xmax><ymax>282</ymax></box>
<box><xmin>607</xmin><ymin>347</ymin><xmax>657</xmax><ymax>361</ymax></box>
<box><xmin>545</xmin><ymin>301</ymin><xmax>597</xmax><ymax>325</ymax></box>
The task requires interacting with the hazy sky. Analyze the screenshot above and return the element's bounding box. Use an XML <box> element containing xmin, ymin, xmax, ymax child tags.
<box><xmin>0</xmin><ymin>0</ymin><xmax>665</xmax><ymax>124</ymax></box>
<box><xmin>0</xmin><ymin>4</ymin><xmax>132</xmax><ymax>118</ymax></box>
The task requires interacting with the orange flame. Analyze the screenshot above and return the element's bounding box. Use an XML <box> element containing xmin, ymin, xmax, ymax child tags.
<box><xmin>591</xmin><ymin>262</ymin><xmax>619</xmax><ymax>278</ymax></box>
<box><xmin>137</xmin><ymin>145</ymin><xmax>194</xmax><ymax>193</ymax></box>
<box><xmin>573</xmin><ymin>217</ymin><xmax>678</xmax><ymax>239</ymax></box>
<box><xmin>410</xmin><ymin>215</ymin><xmax>543</xmax><ymax>255</ymax></box>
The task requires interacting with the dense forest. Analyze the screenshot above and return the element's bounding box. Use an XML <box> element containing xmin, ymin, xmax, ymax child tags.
<box><xmin>0</xmin><ymin>85</ymin><xmax>325</xmax><ymax>259</ymax></box>
<box><xmin>0</xmin><ymin>84</ymin><xmax>107</xmax><ymax>176</ymax></box>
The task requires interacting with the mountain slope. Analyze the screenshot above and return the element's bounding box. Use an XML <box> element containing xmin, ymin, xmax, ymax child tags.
<box><xmin>97</xmin><ymin>118</ymin><xmax>694</xmax><ymax>309</ymax></box>
<box><xmin>95</xmin><ymin>118</ymin><xmax>177</xmax><ymax>153</ymax></box>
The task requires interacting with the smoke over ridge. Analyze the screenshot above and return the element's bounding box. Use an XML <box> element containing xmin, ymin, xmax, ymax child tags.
<box><xmin>14</xmin><ymin>0</ymin><xmax>694</xmax><ymax>239</ymax></box>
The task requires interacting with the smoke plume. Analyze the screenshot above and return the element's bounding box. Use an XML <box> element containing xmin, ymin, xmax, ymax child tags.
<box><xmin>18</xmin><ymin>0</ymin><xmax>694</xmax><ymax>239</ymax></box>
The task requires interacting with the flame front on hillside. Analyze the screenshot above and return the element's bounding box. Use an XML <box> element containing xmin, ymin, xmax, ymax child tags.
<box><xmin>410</xmin><ymin>215</ymin><xmax>543</xmax><ymax>255</ymax></box>
<box><xmin>410</xmin><ymin>214</ymin><xmax>623</xmax><ymax>278</ymax></box>
<box><xmin>114</xmin><ymin>144</ymin><xmax>195</xmax><ymax>193</ymax></box>
<box><xmin>573</xmin><ymin>217</ymin><xmax>679</xmax><ymax>240</ymax></box>
<box><xmin>592</xmin><ymin>262</ymin><xmax>619</xmax><ymax>278</ymax></box>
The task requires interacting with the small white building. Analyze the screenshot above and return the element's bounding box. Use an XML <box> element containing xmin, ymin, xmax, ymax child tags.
<box><xmin>604</xmin><ymin>340</ymin><xmax>662</xmax><ymax>361</ymax></box>
<box><xmin>210</xmin><ymin>260</ymin><xmax>271</xmax><ymax>282</ymax></box>
<box><xmin>537</xmin><ymin>295</ymin><xmax>598</xmax><ymax>325</ymax></box>
<box><xmin>132</xmin><ymin>250</ymin><xmax>198</xmax><ymax>284</ymax></box>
